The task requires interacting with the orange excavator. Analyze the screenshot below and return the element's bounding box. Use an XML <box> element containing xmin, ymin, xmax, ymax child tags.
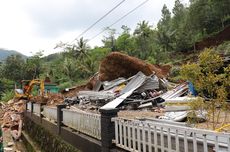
<box><xmin>14</xmin><ymin>79</ymin><xmax>45</xmax><ymax>99</ymax></box>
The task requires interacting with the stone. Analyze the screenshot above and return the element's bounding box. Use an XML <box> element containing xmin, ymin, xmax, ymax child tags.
<box><xmin>7</xmin><ymin>142</ymin><xmax>14</xmax><ymax>147</ymax></box>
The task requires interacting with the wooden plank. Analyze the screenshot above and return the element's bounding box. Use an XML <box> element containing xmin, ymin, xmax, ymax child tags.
<box><xmin>143</xmin><ymin>126</ymin><xmax>146</xmax><ymax>152</ymax></box>
<box><xmin>148</xmin><ymin>127</ymin><xmax>152</xmax><ymax>152</ymax></box>
<box><xmin>184</xmin><ymin>130</ymin><xmax>188</xmax><ymax>152</ymax></box>
<box><xmin>124</xmin><ymin>122</ymin><xmax>127</xmax><ymax>147</ymax></box>
<box><xmin>154</xmin><ymin>126</ymin><xmax>158</xmax><ymax>152</ymax></box>
<box><xmin>128</xmin><ymin>124</ymin><xmax>131</xmax><ymax>149</ymax></box>
<box><xmin>193</xmin><ymin>132</ymin><xmax>197</xmax><ymax>152</ymax></box>
<box><xmin>175</xmin><ymin>129</ymin><xmax>179</xmax><ymax>152</ymax></box>
<box><xmin>167</xmin><ymin>128</ymin><xmax>171</xmax><ymax>151</ymax></box>
<box><xmin>115</xmin><ymin>120</ymin><xmax>119</xmax><ymax>144</ymax></box>
<box><xmin>228</xmin><ymin>137</ymin><xmax>230</xmax><ymax>152</ymax></box>
<box><xmin>203</xmin><ymin>134</ymin><xmax>208</xmax><ymax>152</ymax></box>
<box><xmin>160</xmin><ymin>127</ymin><xmax>164</xmax><ymax>151</ymax></box>
<box><xmin>132</xmin><ymin>125</ymin><xmax>136</xmax><ymax>150</ymax></box>
<box><xmin>137</xmin><ymin>125</ymin><xmax>141</xmax><ymax>152</ymax></box>
<box><xmin>138</xmin><ymin>102</ymin><xmax>152</xmax><ymax>109</ymax></box>
<box><xmin>215</xmin><ymin>135</ymin><xmax>219</xmax><ymax>152</ymax></box>
<box><xmin>165</xmin><ymin>106</ymin><xmax>190</xmax><ymax>112</ymax></box>
<box><xmin>119</xmin><ymin>121</ymin><xmax>123</xmax><ymax>145</ymax></box>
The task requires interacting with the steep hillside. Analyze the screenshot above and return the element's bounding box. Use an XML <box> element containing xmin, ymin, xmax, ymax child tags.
<box><xmin>195</xmin><ymin>25</ymin><xmax>230</xmax><ymax>50</ymax></box>
<box><xmin>0</xmin><ymin>49</ymin><xmax>27</xmax><ymax>61</ymax></box>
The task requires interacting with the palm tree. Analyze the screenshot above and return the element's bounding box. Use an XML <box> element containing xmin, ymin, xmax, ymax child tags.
<box><xmin>73</xmin><ymin>37</ymin><xmax>95</xmax><ymax>77</ymax></box>
<box><xmin>72</xmin><ymin>37</ymin><xmax>90</xmax><ymax>59</ymax></box>
<box><xmin>134</xmin><ymin>21</ymin><xmax>152</xmax><ymax>38</ymax></box>
<box><xmin>134</xmin><ymin>21</ymin><xmax>153</xmax><ymax>59</ymax></box>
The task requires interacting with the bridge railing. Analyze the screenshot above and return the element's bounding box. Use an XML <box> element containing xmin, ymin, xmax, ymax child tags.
<box><xmin>33</xmin><ymin>103</ymin><xmax>41</xmax><ymax>116</ymax></box>
<box><xmin>62</xmin><ymin>109</ymin><xmax>101</xmax><ymax>140</ymax></box>
<box><xmin>26</xmin><ymin>102</ymin><xmax>32</xmax><ymax>112</ymax></box>
<box><xmin>26</xmin><ymin>102</ymin><xmax>101</xmax><ymax>140</ymax></box>
<box><xmin>113</xmin><ymin>117</ymin><xmax>230</xmax><ymax>152</ymax></box>
<box><xmin>43</xmin><ymin>106</ymin><xmax>57</xmax><ymax>122</ymax></box>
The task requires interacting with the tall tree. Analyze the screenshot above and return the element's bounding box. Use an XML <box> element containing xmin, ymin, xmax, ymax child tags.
<box><xmin>171</xmin><ymin>0</ymin><xmax>192</xmax><ymax>51</ymax></box>
<box><xmin>62</xmin><ymin>57</ymin><xmax>78</xmax><ymax>80</ymax></box>
<box><xmin>116</xmin><ymin>25</ymin><xmax>135</xmax><ymax>54</ymax></box>
<box><xmin>188</xmin><ymin>0</ymin><xmax>224</xmax><ymax>37</ymax></box>
<box><xmin>2</xmin><ymin>55</ymin><xmax>25</xmax><ymax>81</ymax></box>
<box><xmin>158</xmin><ymin>4</ymin><xmax>171</xmax><ymax>31</ymax></box>
<box><xmin>134</xmin><ymin>21</ymin><xmax>153</xmax><ymax>59</ymax></box>
<box><xmin>157</xmin><ymin>5</ymin><xmax>174</xmax><ymax>52</ymax></box>
<box><xmin>24</xmin><ymin>51</ymin><xmax>43</xmax><ymax>79</ymax></box>
<box><xmin>102</xmin><ymin>27</ymin><xmax>116</xmax><ymax>51</ymax></box>
<box><xmin>210</xmin><ymin>0</ymin><xmax>230</xmax><ymax>28</ymax></box>
<box><xmin>73</xmin><ymin>37</ymin><xmax>90</xmax><ymax>59</ymax></box>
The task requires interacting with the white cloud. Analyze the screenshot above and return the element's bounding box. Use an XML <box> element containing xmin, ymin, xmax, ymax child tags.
<box><xmin>0</xmin><ymin>0</ymin><xmax>189</xmax><ymax>56</ymax></box>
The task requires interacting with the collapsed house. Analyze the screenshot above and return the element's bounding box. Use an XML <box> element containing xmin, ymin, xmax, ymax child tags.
<box><xmin>0</xmin><ymin>51</ymin><xmax>204</xmax><ymax>140</ymax></box>
<box><xmin>61</xmin><ymin>52</ymin><xmax>202</xmax><ymax>122</ymax></box>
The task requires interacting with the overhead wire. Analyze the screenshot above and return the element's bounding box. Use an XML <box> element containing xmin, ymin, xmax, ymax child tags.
<box><xmin>71</xmin><ymin>0</ymin><xmax>126</xmax><ymax>43</ymax></box>
<box><xmin>89</xmin><ymin>0</ymin><xmax>150</xmax><ymax>41</ymax></box>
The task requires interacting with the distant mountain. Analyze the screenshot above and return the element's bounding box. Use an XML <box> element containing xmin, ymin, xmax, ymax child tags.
<box><xmin>0</xmin><ymin>49</ymin><xmax>27</xmax><ymax>61</ymax></box>
<box><xmin>42</xmin><ymin>52</ymin><xmax>63</xmax><ymax>62</ymax></box>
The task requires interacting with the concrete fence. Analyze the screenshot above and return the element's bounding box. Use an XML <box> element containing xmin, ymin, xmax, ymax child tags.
<box><xmin>25</xmin><ymin>101</ymin><xmax>230</xmax><ymax>152</ymax></box>
<box><xmin>26</xmin><ymin>102</ymin><xmax>32</xmax><ymax>112</ymax></box>
<box><xmin>33</xmin><ymin>103</ymin><xmax>41</xmax><ymax>116</ymax></box>
<box><xmin>43</xmin><ymin>106</ymin><xmax>58</xmax><ymax>122</ymax></box>
<box><xmin>62</xmin><ymin>109</ymin><xmax>101</xmax><ymax>140</ymax></box>
<box><xmin>25</xmin><ymin>101</ymin><xmax>121</xmax><ymax>152</ymax></box>
<box><xmin>113</xmin><ymin>118</ymin><xmax>230</xmax><ymax>152</ymax></box>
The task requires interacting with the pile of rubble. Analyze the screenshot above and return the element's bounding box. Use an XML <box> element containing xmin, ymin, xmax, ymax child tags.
<box><xmin>0</xmin><ymin>52</ymin><xmax>201</xmax><ymax>124</ymax></box>
<box><xmin>30</xmin><ymin>93</ymin><xmax>64</xmax><ymax>106</ymax></box>
<box><xmin>0</xmin><ymin>99</ymin><xmax>25</xmax><ymax>140</ymax></box>
<box><xmin>61</xmin><ymin>52</ymin><xmax>203</xmax><ymax>122</ymax></box>
<box><xmin>64</xmin><ymin>71</ymin><xmax>203</xmax><ymax>121</ymax></box>
<box><xmin>62</xmin><ymin>52</ymin><xmax>171</xmax><ymax>97</ymax></box>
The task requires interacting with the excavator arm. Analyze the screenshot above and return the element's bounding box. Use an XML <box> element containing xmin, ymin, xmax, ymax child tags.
<box><xmin>15</xmin><ymin>79</ymin><xmax>45</xmax><ymax>99</ymax></box>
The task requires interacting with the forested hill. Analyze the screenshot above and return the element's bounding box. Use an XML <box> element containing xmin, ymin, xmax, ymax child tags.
<box><xmin>0</xmin><ymin>0</ymin><xmax>229</xmax><ymax>100</ymax></box>
<box><xmin>0</xmin><ymin>49</ymin><xmax>27</xmax><ymax>61</ymax></box>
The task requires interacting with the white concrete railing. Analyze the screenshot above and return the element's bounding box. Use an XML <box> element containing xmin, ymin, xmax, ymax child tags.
<box><xmin>27</xmin><ymin>102</ymin><xmax>32</xmax><ymax>112</ymax></box>
<box><xmin>43</xmin><ymin>106</ymin><xmax>57</xmax><ymax>122</ymax></box>
<box><xmin>62</xmin><ymin>109</ymin><xmax>101</xmax><ymax>140</ymax></box>
<box><xmin>113</xmin><ymin>118</ymin><xmax>230</xmax><ymax>152</ymax></box>
<box><xmin>33</xmin><ymin>103</ymin><xmax>41</xmax><ymax>116</ymax></box>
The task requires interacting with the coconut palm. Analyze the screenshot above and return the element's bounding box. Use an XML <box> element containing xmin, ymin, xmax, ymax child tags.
<box><xmin>72</xmin><ymin>37</ymin><xmax>90</xmax><ymax>59</ymax></box>
<box><xmin>134</xmin><ymin>21</ymin><xmax>153</xmax><ymax>59</ymax></box>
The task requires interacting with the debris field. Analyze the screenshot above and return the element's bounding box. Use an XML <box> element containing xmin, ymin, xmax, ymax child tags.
<box><xmin>60</xmin><ymin>52</ymin><xmax>203</xmax><ymax>123</ymax></box>
<box><xmin>0</xmin><ymin>51</ymin><xmax>229</xmax><ymax>143</ymax></box>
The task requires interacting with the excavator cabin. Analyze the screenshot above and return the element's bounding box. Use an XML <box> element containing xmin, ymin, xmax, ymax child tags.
<box><xmin>15</xmin><ymin>79</ymin><xmax>45</xmax><ymax>99</ymax></box>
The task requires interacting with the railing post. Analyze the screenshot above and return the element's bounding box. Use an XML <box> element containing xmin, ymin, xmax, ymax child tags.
<box><xmin>31</xmin><ymin>101</ymin><xmax>34</xmax><ymax>116</ymax></box>
<box><xmin>40</xmin><ymin>103</ymin><xmax>46</xmax><ymax>123</ymax></box>
<box><xmin>57</xmin><ymin>104</ymin><xmax>66</xmax><ymax>135</ymax></box>
<box><xmin>26</xmin><ymin>101</ymin><xmax>28</xmax><ymax>111</ymax></box>
<box><xmin>99</xmin><ymin>108</ymin><xmax>119</xmax><ymax>152</ymax></box>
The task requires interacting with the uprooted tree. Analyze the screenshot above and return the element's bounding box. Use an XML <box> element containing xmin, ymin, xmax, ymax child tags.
<box><xmin>180</xmin><ymin>48</ymin><xmax>230</xmax><ymax>130</ymax></box>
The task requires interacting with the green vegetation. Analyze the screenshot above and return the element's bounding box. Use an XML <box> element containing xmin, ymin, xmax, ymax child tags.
<box><xmin>215</xmin><ymin>41</ymin><xmax>230</xmax><ymax>55</ymax></box>
<box><xmin>181</xmin><ymin>49</ymin><xmax>230</xmax><ymax>130</ymax></box>
<box><xmin>1</xmin><ymin>90</ymin><xmax>14</xmax><ymax>102</ymax></box>
<box><xmin>0</xmin><ymin>0</ymin><xmax>229</xmax><ymax>101</ymax></box>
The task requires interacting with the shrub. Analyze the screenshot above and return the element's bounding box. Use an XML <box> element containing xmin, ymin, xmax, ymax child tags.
<box><xmin>180</xmin><ymin>48</ymin><xmax>230</xmax><ymax>130</ymax></box>
<box><xmin>1</xmin><ymin>90</ymin><xmax>14</xmax><ymax>102</ymax></box>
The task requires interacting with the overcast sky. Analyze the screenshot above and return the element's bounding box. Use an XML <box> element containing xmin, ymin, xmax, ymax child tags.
<box><xmin>0</xmin><ymin>0</ymin><xmax>189</xmax><ymax>56</ymax></box>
